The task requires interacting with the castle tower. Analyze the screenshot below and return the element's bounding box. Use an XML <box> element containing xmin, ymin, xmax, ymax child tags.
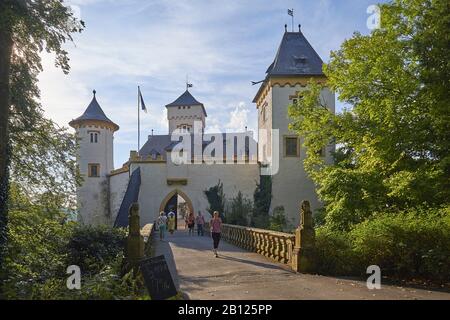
<box><xmin>69</xmin><ymin>90</ymin><xmax>119</xmax><ymax>225</ymax></box>
<box><xmin>166</xmin><ymin>89</ymin><xmax>207</xmax><ymax>134</ymax></box>
<box><xmin>253</xmin><ymin>26</ymin><xmax>335</xmax><ymax>224</ymax></box>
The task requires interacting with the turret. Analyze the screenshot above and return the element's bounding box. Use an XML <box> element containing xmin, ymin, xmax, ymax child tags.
<box><xmin>253</xmin><ymin>26</ymin><xmax>335</xmax><ymax>224</ymax></box>
<box><xmin>69</xmin><ymin>90</ymin><xmax>119</xmax><ymax>225</ymax></box>
<box><xmin>166</xmin><ymin>89</ymin><xmax>207</xmax><ymax>134</ymax></box>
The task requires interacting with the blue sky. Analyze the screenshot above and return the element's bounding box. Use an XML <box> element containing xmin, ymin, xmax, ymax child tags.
<box><xmin>38</xmin><ymin>0</ymin><xmax>386</xmax><ymax>168</ymax></box>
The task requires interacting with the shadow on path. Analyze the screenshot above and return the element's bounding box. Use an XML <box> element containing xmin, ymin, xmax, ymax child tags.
<box><xmin>216</xmin><ymin>254</ymin><xmax>292</xmax><ymax>272</ymax></box>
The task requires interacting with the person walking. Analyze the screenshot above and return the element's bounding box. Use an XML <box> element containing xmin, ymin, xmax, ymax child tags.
<box><xmin>167</xmin><ymin>211</ymin><xmax>176</xmax><ymax>235</ymax></box>
<box><xmin>210</xmin><ymin>211</ymin><xmax>222</xmax><ymax>257</ymax></box>
<box><xmin>156</xmin><ymin>211</ymin><xmax>167</xmax><ymax>241</ymax></box>
<box><xmin>195</xmin><ymin>211</ymin><xmax>205</xmax><ymax>236</ymax></box>
<box><xmin>187</xmin><ymin>212</ymin><xmax>195</xmax><ymax>236</ymax></box>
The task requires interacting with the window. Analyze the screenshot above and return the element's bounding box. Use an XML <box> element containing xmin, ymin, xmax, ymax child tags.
<box><xmin>88</xmin><ymin>164</ymin><xmax>100</xmax><ymax>177</ymax></box>
<box><xmin>284</xmin><ymin>136</ymin><xmax>299</xmax><ymax>157</ymax></box>
<box><xmin>177</xmin><ymin>124</ymin><xmax>192</xmax><ymax>133</ymax></box>
<box><xmin>89</xmin><ymin>132</ymin><xmax>99</xmax><ymax>143</ymax></box>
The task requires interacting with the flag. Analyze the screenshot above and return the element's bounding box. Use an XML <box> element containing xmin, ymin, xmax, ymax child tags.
<box><xmin>288</xmin><ymin>8</ymin><xmax>294</xmax><ymax>16</ymax></box>
<box><xmin>139</xmin><ymin>87</ymin><xmax>147</xmax><ymax>113</ymax></box>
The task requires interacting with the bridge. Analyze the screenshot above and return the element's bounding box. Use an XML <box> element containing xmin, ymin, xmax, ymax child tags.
<box><xmin>153</xmin><ymin>227</ymin><xmax>450</xmax><ymax>300</ymax></box>
<box><xmin>125</xmin><ymin>202</ymin><xmax>450</xmax><ymax>300</ymax></box>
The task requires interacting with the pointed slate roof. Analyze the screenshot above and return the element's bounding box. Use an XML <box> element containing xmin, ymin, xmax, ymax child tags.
<box><xmin>267</xmin><ymin>31</ymin><xmax>324</xmax><ymax>76</ymax></box>
<box><xmin>165</xmin><ymin>90</ymin><xmax>207</xmax><ymax>116</ymax></box>
<box><xmin>253</xmin><ymin>29</ymin><xmax>325</xmax><ymax>103</ymax></box>
<box><xmin>69</xmin><ymin>91</ymin><xmax>119</xmax><ymax>131</ymax></box>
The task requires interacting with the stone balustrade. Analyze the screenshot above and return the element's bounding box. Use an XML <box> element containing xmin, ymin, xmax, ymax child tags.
<box><xmin>219</xmin><ymin>200</ymin><xmax>316</xmax><ymax>273</ymax></box>
<box><xmin>221</xmin><ymin>224</ymin><xmax>295</xmax><ymax>265</ymax></box>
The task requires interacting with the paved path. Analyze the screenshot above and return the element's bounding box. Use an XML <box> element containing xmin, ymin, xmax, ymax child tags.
<box><xmin>154</xmin><ymin>230</ymin><xmax>450</xmax><ymax>300</ymax></box>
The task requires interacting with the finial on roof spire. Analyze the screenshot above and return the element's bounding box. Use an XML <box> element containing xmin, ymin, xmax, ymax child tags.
<box><xmin>93</xmin><ymin>89</ymin><xmax>96</xmax><ymax>97</ymax></box>
<box><xmin>284</xmin><ymin>24</ymin><xmax>287</xmax><ymax>32</ymax></box>
<box><xmin>298</xmin><ymin>24</ymin><xmax>301</xmax><ymax>32</ymax></box>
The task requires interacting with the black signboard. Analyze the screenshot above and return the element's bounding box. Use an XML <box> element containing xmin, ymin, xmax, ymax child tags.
<box><xmin>140</xmin><ymin>255</ymin><xmax>177</xmax><ymax>300</ymax></box>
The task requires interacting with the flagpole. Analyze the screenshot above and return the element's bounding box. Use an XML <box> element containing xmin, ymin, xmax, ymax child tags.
<box><xmin>291</xmin><ymin>9</ymin><xmax>294</xmax><ymax>32</ymax></box>
<box><xmin>138</xmin><ymin>86</ymin><xmax>140</xmax><ymax>154</ymax></box>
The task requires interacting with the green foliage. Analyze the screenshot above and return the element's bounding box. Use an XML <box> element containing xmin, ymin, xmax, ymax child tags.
<box><xmin>315</xmin><ymin>227</ymin><xmax>357</xmax><ymax>276</ymax></box>
<box><xmin>1</xmin><ymin>0</ymin><xmax>84</xmax><ymax>273</ymax></box>
<box><xmin>225</xmin><ymin>191</ymin><xmax>252</xmax><ymax>226</ymax></box>
<box><xmin>252</xmin><ymin>175</ymin><xmax>272</xmax><ymax>228</ymax></box>
<box><xmin>66</xmin><ymin>225</ymin><xmax>126</xmax><ymax>277</ymax></box>
<box><xmin>288</xmin><ymin>0</ymin><xmax>450</xmax><ymax>231</ymax></box>
<box><xmin>1</xmin><ymin>186</ymin><xmax>75</xmax><ymax>299</ymax></box>
<box><xmin>204</xmin><ymin>180</ymin><xmax>226</xmax><ymax>219</ymax></box>
<box><xmin>314</xmin><ymin>206</ymin><xmax>450</xmax><ymax>282</ymax></box>
<box><xmin>1</xmin><ymin>186</ymin><xmax>149</xmax><ymax>299</ymax></box>
<box><xmin>268</xmin><ymin>206</ymin><xmax>291</xmax><ymax>232</ymax></box>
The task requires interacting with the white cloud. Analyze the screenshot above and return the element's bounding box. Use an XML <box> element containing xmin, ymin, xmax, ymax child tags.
<box><xmin>225</xmin><ymin>102</ymin><xmax>249</xmax><ymax>132</ymax></box>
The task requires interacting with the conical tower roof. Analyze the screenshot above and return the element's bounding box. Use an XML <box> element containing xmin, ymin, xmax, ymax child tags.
<box><xmin>69</xmin><ymin>90</ymin><xmax>119</xmax><ymax>131</ymax></box>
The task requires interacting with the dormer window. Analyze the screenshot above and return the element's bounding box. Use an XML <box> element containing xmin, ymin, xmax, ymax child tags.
<box><xmin>177</xmin><ymin>124</ymin><xmax>192</xmax><ymax>133</ymax></box>
<box><xmin>293</xmin><ymin>55</ymin><xmax>307</xmax><ymax>68</ymax></box>
<box><xmin>89</xmin><ymin>131</ymin><xmax>99</xmax><ymax>143</ymax></box>
<box><xmin>150</xmin><ymin>149</ymin><xmax>160</xmax><ymax>160</ymax></box>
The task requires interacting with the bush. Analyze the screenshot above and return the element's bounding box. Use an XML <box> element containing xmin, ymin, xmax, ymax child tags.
<box><xmin>350</xmin><ymin>207</ymin><xmax>450</xmax><ymax>281</ymax></box>
<box><xmin>1</xmin><ymin>205</ymin><xmax>143</xmax><ymax>299</ymax></box>
<box><xmin>315</xmin><ymin>227</ymin><xmax>358</xmax><ymax>276</ymax></box>
<box><xmin>225</xmin><ymin>191</ymin><xmax>252</xmax><ymax>226</ymax></box>
<box><xmin>66</xmin><ymin>225</ymin><xmax>126</xmax><ymax>276</ymax></box>
<box><xmin>268</xmin><ymin>206</ymin><xmax>292</xmax><ymax>232</ymax></box>
<box><xmin>1</xmin><ymin>208</ymin><xmax>75</xmax><ymax>299</ymax></box>
<box><xmin>314</xmin><ymin>206</ymin><xmax>450</xmax><ymax>282</ymax></box>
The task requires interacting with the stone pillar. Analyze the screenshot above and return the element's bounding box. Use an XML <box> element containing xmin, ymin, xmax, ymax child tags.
<box><xmin>126</xmin><ymin>202</ymin><xmax>144</xmax><ymax>268</ymax></box>
<box><xmin>291</xmin><ymin>200</ymin><xmax>316</xmax><ymax>273</ymax></box>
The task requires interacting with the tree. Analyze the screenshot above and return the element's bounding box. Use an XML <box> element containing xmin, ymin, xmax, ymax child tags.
<box><xmin>0</xmin><ymin>0</ymin><xmax>84</xmax><ymax>276</ymax></box>
<box><xmin>226</xmin><ymin>191</ymin><xmax>253</xmax><ymax>226</ymax></box>
<box><xmin>252</xmin><ymin>175</ymin><xmax>272</xmax><ymax>228</ymax></box>
<box><xmin>288</xmin><ymin>0</ymin><xmax>450</xmax><ymax>231</ymax></box>
<box><xmin>268</xmin><ymin>206</ymin><xmax>291</xmax><ymax>232</ymax></box>
<box><xmin>204</xmin><ymin>181</ymin><xmax>226</xmax><ymax>220</ymax></box>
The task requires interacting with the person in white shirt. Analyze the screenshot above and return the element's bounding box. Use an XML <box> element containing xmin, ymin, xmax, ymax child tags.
<box><xmin>156</xmin><ymin>211</ymin><xmax>168</xmax><ymax>240</ymax></box>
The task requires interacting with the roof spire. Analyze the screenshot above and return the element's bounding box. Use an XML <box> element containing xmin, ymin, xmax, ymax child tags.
<box><xmin>298</xmin><ymin>24</ymin><xmax>301</xmax><ymax>32</ymax></box>
<box><xmin>284</xmin><ymin>24</ymin><xmax>287</xmax><ymax>33</ymax></box>
<box><xmin>93</xmin><ymin>89</ymin><xmax>96</xmax><ymax>97</ymax></box>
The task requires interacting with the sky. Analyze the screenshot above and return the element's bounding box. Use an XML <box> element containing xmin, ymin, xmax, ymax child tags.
<box><xmin>38</xmin><ymin>0</ymin><xmax>386</xmax><ymax>168</ymax></box>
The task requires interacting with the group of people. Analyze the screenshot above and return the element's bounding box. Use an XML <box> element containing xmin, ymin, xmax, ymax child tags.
<box><xmin>156</xmin><ymin>209</ymin><xmax>223</xmax><ymax>257</ymax></box>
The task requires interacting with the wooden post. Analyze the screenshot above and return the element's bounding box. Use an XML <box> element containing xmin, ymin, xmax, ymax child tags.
<box><xmin>291</xmin><ymin>200</ymin><xmax>316</xmax><ymax>273</ymax></box>
<box><xmin>126</xmin><ymin>202</ymin><xmax>144</xmax><ymax>268</ymax></box>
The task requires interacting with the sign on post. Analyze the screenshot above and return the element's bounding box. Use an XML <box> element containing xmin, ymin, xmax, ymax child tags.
<box><xmin>140</xmin><ymin>255</ymin><xmax>177</xmax><ymax>300</ymax></box>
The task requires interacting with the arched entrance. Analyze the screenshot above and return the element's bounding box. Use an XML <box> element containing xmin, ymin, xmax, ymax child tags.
<box><xmin>159</xmin><ymin>189</ymin><xmax>194</xmax><ymax>230</ymax></box>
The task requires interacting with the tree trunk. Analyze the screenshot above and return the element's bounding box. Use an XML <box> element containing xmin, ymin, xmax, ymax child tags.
<box><xmin>0</xmin><ymin>22</ymin><xmax>13</xmax><ymax>276</ymax></box>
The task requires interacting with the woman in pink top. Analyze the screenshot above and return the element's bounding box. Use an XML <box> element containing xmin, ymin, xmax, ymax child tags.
<box><xmin>210</xmin><ymin>211</ymin><xmax>222</xmax><ymax>257</ymax></box>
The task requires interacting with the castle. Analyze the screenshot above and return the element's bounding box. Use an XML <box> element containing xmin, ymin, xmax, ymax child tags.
<box><xmin>69</xmin><ymin>26</ymin><xmax>335</xmax><ymax>227</ymax></box>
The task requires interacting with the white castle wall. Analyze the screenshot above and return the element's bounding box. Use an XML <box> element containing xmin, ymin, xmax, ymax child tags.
<box><xmin>75</xmin><ymin>124</ymin><xmax>115</xmax><ymax>225</ymax></box>
<box><xmin>270</xmin><ymin>85</ymin><xmax>335</xmax><ymax>226</ymax></box>
<box><xmin>131</xmin><ymin>162</ymin><xmax>259</xmax><ymax>226</ymax></box>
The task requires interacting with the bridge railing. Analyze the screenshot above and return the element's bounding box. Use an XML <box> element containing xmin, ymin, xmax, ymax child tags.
<box><xmin>221</xmin><ymin>224</ymin><xmax>295</xmax><ymax>264</ymax></box>
<box><xmin>218</xmin><ymin>200</ymin><xmax>316</xmax><ymax>273</ymax></box>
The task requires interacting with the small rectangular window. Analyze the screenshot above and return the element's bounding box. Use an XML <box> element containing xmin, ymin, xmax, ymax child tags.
<box><xmin>88</xmin><ymin>164</ymin><xmax>100</xmax><ymax>177</ymax></box>
<box><xmin>89</xmin><ymin>132</ymin><xmax>99</xmax><ymax>143</ymax></box>
<box><xmin>285</xmin><ymin>137</ymin><xmax>299</xmax><ymax>157</ymax></box>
